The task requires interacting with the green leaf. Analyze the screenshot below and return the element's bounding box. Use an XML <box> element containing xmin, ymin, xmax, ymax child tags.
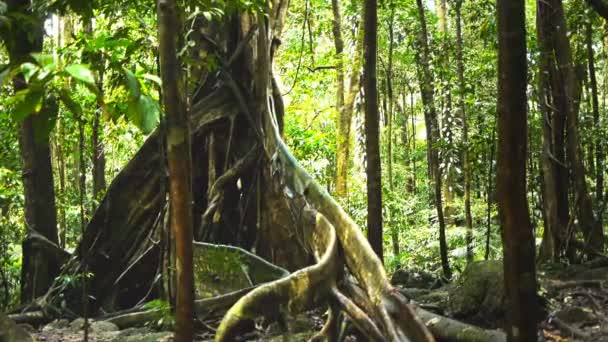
<box><xmin>12</xmin><ymin>88</ymin><xmax>44</xmax><ymax>121</ymax></box>
<box><xmin>33</xmin><ymin>96</ymin><xmax>58</xmax><ymax>143</ymax></box>
<box><xmin>0</xmin><ymin>66</ymin><xmax>10</xmax><ymax>86</ymax></box>
<box><xmin>31</xmin><ymin>53</ymin><xmax>53</xmax><ymax>68</ymax></box>
<box><xmin>65</xmin><ymin>64</ymin><xmax>96</xmax><ymax>85</ymax></box>
<box><xmin>123</xmin><ymin>68</ymin><xmax>141</xmax><ymax>99</ymax></box>
<box><xmin>126</xmin><ymin>95</ymin><xmax>160</xmax><ymax>134</ymax></box>
<box><xmin>138</xmin><ymin>95</ymin><xmax>160</xmax><ymax>134</ymax></box>
<box><xmin>20</xmin><ymin>62</ymin><xmax>39</xmax><ymax>83</ymax></box>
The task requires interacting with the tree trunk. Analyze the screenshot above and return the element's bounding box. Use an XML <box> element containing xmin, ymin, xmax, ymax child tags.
<box><xmin>549</xmin><ymin>0</ymin><xmax>604</xmax><ymax>256</ymax></box>
<box><xmin>415</xmin><ymin>0</ymin><xmax>451</xmax><ymax>280</ymax></box>
<box><xmin>5</xmin><ymin>0</ymin><xmax>60</xmax><ymax>304</ymax></box>
<box><xmin>364</xmin><ymin>0</ymin><xmax>383</xmax><ymax>263</ymax></box>
<box><xmin>455</xmin><ymin>0</ymin><xmax>473</xmax><ymax>262</ymax></box>
<box><xmin>497</xmin><ymin>1</ymin><xmax>539</xmax><ymax>340</ymax></box>
<box><xmin>333</xmin><ymin>0</ymin><xmax>363</xmax><ymax>199</ymax></box>
<box><xmin>537</xmin><ymin>0</ymin><xmax>561</xmax><ymax>263</ymax></box>
<box><xmin>587</xmin><ymin>22</ymin><xmax>603</xmax><ymax>215</ymax></box>
<box><xmin>157</xmin><ymin>1</ymin><xmax>194</xmax><ymax>341</ymax></box>
<box><xmin>387</xmin><ymin>7</ymin><xmax>399</xmax><ymax>259</ymax></box>
<box><xmin>83</xmin><ymin>20</ymin><xmax>107</xmax><ymax>199</ymax></box>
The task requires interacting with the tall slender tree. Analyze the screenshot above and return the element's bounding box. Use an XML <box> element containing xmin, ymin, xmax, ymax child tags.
<box><xmin>332</xmin><ymin>0</ymin><xmax>363</xmax><ymax>199</ymax></box>
<box><xmin>157</xmin><ymin>0</ymin><xmax>194</xmax><ymax>340</ymax></box>
<box><xmin>364</xmin><ymin>0</ymin><xmax>383</xmax><ymax>262</ymax></box>
<box><xmin>497</xmin><ymin>0</ymin><xmax>538</xmax><ymax>340</ymax></box>
<box><xmin>415</xmin><ymin>0</ymin><xmax>451</xmax><ymax>279</ymax></box>
<box><xmin>455</xmin><ymin>0</ymin><xmax>473</xmax><ymax>262</ymax></box>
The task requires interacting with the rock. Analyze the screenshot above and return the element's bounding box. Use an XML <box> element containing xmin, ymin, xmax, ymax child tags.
<box><xmin>0</xmin><ymin>313</ymin><xmax>34</xmax><ymax>342</ymax></box>
<box><xmin>17</xmin><ymin>324</ymin><xmax>36</xmax><ymax>334</ymax></box>
<box><xmin>555</xmin><ymin>307</ymin><xmax>595</xmax><ymax>325</ymax></box>
<box><xmin>115</xmin><ymin>330</ymin><xmax>172</xmax><ymax>342</ymax></box>
<box><xmin>69</xmin><ymin>317</ymin><xmax>85</xmax><ymax>331</ymax></box>
<box><xmin>447</xmin><ymin>260</ymin><xmax>506</xmax><ymax>323</ymax></box>
<box><xmin>90</xmin><ymin>320</ymin><xmax>119</xmax><ymax>333</ymax></box>
<box><xmin>391</xmin><ymin>269</ymin><xmax>439</xmax><ymax>289</ymax></box>
<box><xmin>42</xmin><ymin>318</ymin><xmax>70</xmax><ymax>332</ymax></box>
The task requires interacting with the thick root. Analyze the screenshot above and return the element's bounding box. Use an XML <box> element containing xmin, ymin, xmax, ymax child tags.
<box><xmin>215</xmin><ymin>213</ymin><xmax>339</xmax><ymax>341</ymax></box>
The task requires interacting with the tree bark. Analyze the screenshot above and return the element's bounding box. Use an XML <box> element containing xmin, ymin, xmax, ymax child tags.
<box><xmin>415</xmin><ymin>0</ymin><xmax>451</xmax><ymax>280</ymax></box>
<box><xmin>549</xmin><ymin>0</ymin><xmax>604</xmax><ymax>256</ymax></box>
<box><xmin>333</xmin><ymin>0</ymin><xmax>363</xmax><ymax>199</ymax></box>
<box><xmin>455</xmin><ymin>0</ymin><xmax>473</xmax><ymax>263</ymax></box>
<box><xmin>387</xmin><ymin>6</ymin><xmax>399</xmax><ymax>259</ymax></box>
<box><xmin>364</xmin><ymin>0</ymin><xmax>383</xmax><ymax>263</ymax></box>
<box><xmin>586</xmin><ymin>22</ymin><xmax>603</xmax><ymax>214</ymax></box>
<box><xmin>5</xmin><ymin>0</ymin><xmax>60</xmax><ymax>304</ymax></box>
<box><xmin>537</xmin><ymin>0</ymin><xmax>561</xmax><ymax>263</ymax></box>
<box><xmin>157</xmin><ymin>1</ymin><xmax>194</xmax><ymax>341</ymax></box>
<box><xmin>497</xmin><ymin>1</ymin><xmax>539</xmax><ymax>341</ymax></box>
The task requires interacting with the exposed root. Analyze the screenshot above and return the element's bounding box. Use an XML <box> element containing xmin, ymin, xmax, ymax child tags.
<box><xmin>215</xmin><ymin>212</ymin><xmax>339</xmax><ymax>341</ymax></box>
<box><xmin>265</xmin><ymin>115</ymin><xmax>435</xmax><ymax>341</ymax></box>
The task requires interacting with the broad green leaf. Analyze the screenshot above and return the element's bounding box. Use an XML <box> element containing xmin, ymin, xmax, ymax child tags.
<box><xmin>20</xmin><ymin>62</ymin><xmax>39</xmax><ymax>83</ymax></box>
<box><xmin>126</xmin><ymin>95</ymin><xmax>160</xmax><ymax>134</ymax></box>
<box><xmin>31</xmin><ymin>53</ymin><xmax>53</xmax><ymax>68</ymax></box>
<box><xmin>137</xmin><ymin>95</ymin><xmax>160</xmax><ymax>134</ymax></box>
<box><xmin>65</xmin><ymin>64</ymin><xmax>96</xmax><ymax>85</ymax></box>
<box><xmin>123</xmin><ymin>68</ymin><xmax>141</xmax><ymax>99</ymax></box>
<box><xmin>12</xmin><ymin>88</ymin><xmax>44</xmax><ymax>121</ymax></box>
<box><xmin>0</xmin><ymin>66</ymin><xmax>10</xmax><ymax>86</ymax></box>
<box><xmin>33</xmin><ymin>96</ymin><xmax>58</xmax><ymax>143</ymax></box>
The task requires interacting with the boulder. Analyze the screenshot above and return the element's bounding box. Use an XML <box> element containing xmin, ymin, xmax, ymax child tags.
<box><xmin>391</xmin><ymin>269</ymin><xmax>440</xmax><ymax>289</ymax></box>
<box><xmin>447</xmin><ymin>260</ymin><xmax>506</xmax><ymax>324</ymax></box>
<box><xmin>90</xmin><ymin>320</ymin><xmax>119</xmax><ymax>333</ymax></box>
<box><xmin>0</xmin><ymin>313</ymin><xmax>35</xmax><ymax>342</ymax></box>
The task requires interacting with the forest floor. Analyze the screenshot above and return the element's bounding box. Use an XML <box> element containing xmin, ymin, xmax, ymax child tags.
<box><xmin>9</xmin><ymin>260</ymin><xmax>608</xmax><ymax>342</ymax></box>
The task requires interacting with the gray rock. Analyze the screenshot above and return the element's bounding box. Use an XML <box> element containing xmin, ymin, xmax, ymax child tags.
<box><xmin>42</xmin><ymin>318</ymin><xmax>70</xmax><ymax>332</ymax></box>
<box><xmin>90</xmin><ymin>320</ymin><xmax>119</xmax><ymax>333</ymax></box>
<box><xmin>116</xmin><ymin>331</ymin><xmax>173</xmax><ymax>342</ymax></box>
<box><xmin>0</xmin><ymin>313</ymin><xmax>34</xmax><ymax>342</ymax></box>
<box><xmin>447</xmin><ymin>260</ymin><xmax>505</xmax><ymax>320</ymax></box>
<box><xmin>69</xmin><ymin>317</ymin><xmax>85</xmax><ymax>331</ymax></box>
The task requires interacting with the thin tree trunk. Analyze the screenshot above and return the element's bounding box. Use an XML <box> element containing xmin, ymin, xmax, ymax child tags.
<box><xmin>484</xmin><ymin>125</ymin><xmax>495</xmax><ymax>261</ymax></box>
<box><xmin>587</xmin><ymin>22</ymin><xmax>603</xmax><ymax>215</ymax></box>
<box><xmin>157</xmin><ymin>1</ymin><xmax>194</xmax><ymax>341</ymax></box>
<box><xmin>6</xmin><ymin>0</ymin><xmax>60</xmax><ymax>304</ymax></box>
<box><xmin>84</xmin><ymin>20</ymin><xmax>107</xmax><ymax>199</ymax></box>
<box><xmin>332</xmin><ymin>0</ymin><xmax>347</xmax><ymax>198</ymax></box>
<box><xmin>364</xmin><ymin>0</ymin><xmax>383</xmax><ymax>263</ymax></box>
<box><xmin>333</xmin><ymin>0</ymin><xmax>363</xmax><ymax>199</ymax></box>
<box><xmin>436</xmin><ymin>0</ymin><xmax>455</xmax><ymax>224</ymax></box>
<box><xmin>455</xmin><ymin>0</ymin><xmax>473</xmax><ymax>262</ymax></box>
<box><xmin>497</xmin><ymin>1</ymin><xmax>539</xmax><ymax>341</ymax></box>
<box><xmin>387</xmin><ymin>6</ymin><xmax>399</xmax><ymax>259</ymax></box>
<box><xmin>415</xmin><ymin>0</ymin><xmax>451</xmax><ymax>280</ymax></box>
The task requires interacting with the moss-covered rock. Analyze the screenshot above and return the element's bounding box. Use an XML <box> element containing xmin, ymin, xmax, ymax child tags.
<box><xmin>0</xmin><ymin>313</ymin><xmax>34</xmax><ymax>342</ymax></box>
<box><xmin>447</xmin><ymin>260</ymin><xmax>505</xmax><ymax>324</ymax></box>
